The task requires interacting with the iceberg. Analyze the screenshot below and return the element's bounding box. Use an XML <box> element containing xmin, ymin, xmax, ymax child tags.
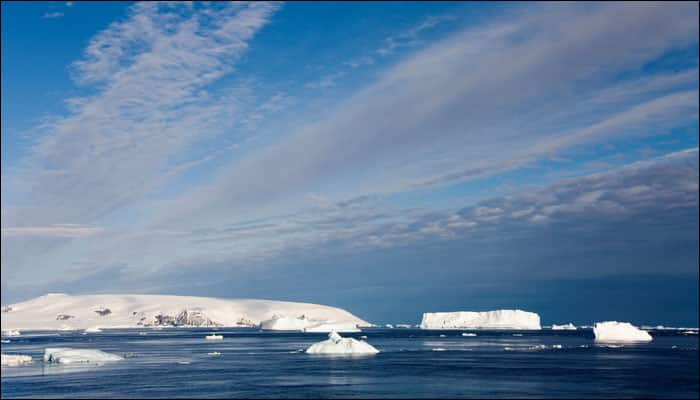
<box><xmin>2</xmin><ymin>329</ymin><xmax>21</xmax><ymax>337</ymax></box>
<box><xmin>396</xmin><ymin>324</ymin><xmax>412</xmax><ymax>328</ymax></box>
<box><xmin>1</xmin><ymin>354</ymin><xmax>32</xmax><ymax>366</ymax></box>
<box><xmin>84</xmin><ymin>326</ymin><xmax>102</xmax><ymax>333</ymax></box>
<box><xmin>205</xmin><ymin>334</ymin><xmax>223</xmax><ymax>340</ymax></box>
<box><xmin>303</xmin><ymin>322</ymin><xmax>360</xmax><ymax>333</ymax></box>
<box><xmin>305</xmin><ymin>331</ymin><xmax>379</xmax><ymax>355</ymax></box>
<box><xmin>461</xmin><ymin>333</ymin><xmax>477</xmax><ymax>337</ymax></box>
<box><xmin>420</xmin><ymin>310</ymin><xmax>541</xmax><ymax>330</ymax></box>
<box><xmin>593</xmin><ymin>321</ymin><xmax>652</xmax><ymax>342</ymax></box>
<box><xmin>43</xmin><ymin>348</ymin><xmax>123</xmax><ymax>364</ymax></box>
<box><xmin>385</xmin><ymin>324</ymin><xmax>394</xmax><ymax>328</ymax></box>
<box><xmin>1</xmin><ymin>294</ymin><xmax>369</xmax><ymax>332</ymax></box>
<box><xmin>551</xmin><ymin>323</ymin><xmax>577</xmax><ymax>330</ymax></box>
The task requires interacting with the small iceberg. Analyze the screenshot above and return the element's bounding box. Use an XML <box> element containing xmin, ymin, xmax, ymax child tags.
<box><xmin>84</xmin><ymin>327</ymin><xmax>103</xmax><ymax>333</ymax></box>
<box><xmin>43</xmin><ymin>348</ymin><xmax>123</xmax><ymax>364</ymax></box>
<box><xmin>305</xmin><ymin>331</ymin><xmax>379</xmax><ymax>355</ymax></box>
<box><xmin>461</xmin><ymin>333</ymin><xmax>476</xmax><ymax>337</ymax></box>
<box><xmin>207</xmin><ymin>352</ymin><xmax>221</xmax><ymax>356</ymax></box>
<box><xmin>551</xmin><ymin>323</ymin><xmax>577</xmax><ymax>330</ymax></box>
<box><xmin>2</xmin><ymin>329</ymin><xmax>21</xmax><ymax>337</ymax></box>
<box><xmin>205</xmin><ymin>334</ymin><xmax>223</xmax><ymax>340</ymax></box>
<box><xmin>439</xmin><ymin>334</ymin><xmax>447</xmax><ymax>338</ymax></box>
<box><xmin>593</xmin><ymin>321</ymin><xmax>652</xmax><ymax>343</ymax></box>
<box><xmin>432</xmin><ymin>348</ymin><xmax>447</xmax><ymax>352</ymax></box>
<box><xmin>2</xmin><ymin>354</ymin><xmax>32</xmax><ymax>366</ymax></box>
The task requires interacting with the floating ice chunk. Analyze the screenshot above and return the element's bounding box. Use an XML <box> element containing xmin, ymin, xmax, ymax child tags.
<box><xmin>43</xmin><ymin>348</ymin><xmax>122</xmax><ymax>364</ymax></box>
<box><xmin>420</xmin><ymin>310</ymin><xmax>541</xmax><ymax>330</ymax></box>
<box><xmin>302</xmin><ymin>322</ymin><xmax>360</xmax><ymax>333</ymax></box>
<box><xmin>305</xmin><ymin>331</ymin><xmax>379</xmax><ymax>355</ymax></box>
<box><xmin>205</xmin><ymin>334</ymin><xmax>223</xmax><ymax>340</ymax></box>
<box><xmin>396</xmin><ymin>324</ymin><xmax>411</xmax><ymax>328</ymax></box>
<box><xmin>385</xmin><ymin>324</ymin><xmax>394</xmax><ymax>328</ymax></box>
<box><xmin>593</xmin><ymin>321</ymin><xmax>652</xmax><ymax>342</ymax></box>
<box><xmin>439</xmin><ymin>334</ymin><xmax>447</xmax><ymax>338</ymax></box>
<box><xmin>84</xmin><ymin>326</ymin><xmax>102</xmax><ymax>333</ymax></box>
<box><xmin>551</xmin><ymin>323</ymin><xmax>577</xmax><ymax>330</ymax></box>
<box><xmin>2</xmin><ymin>329</ymin><xmax>21</xmax><ymax>337</ymax></box>
<box><xmin>207</xmin><ymin>352</ymin><xmax>221</xmax><ymax>356</ymax></box>
<box><xmin>432</xmin><ymin>348</ymin><xmax>447</xmax><ymax>351</ymax></box>
<box><xmin>461</xmin><ymin>333</ymin><xmax>477</xmax><ymax>337</ymax></box>
<box><xmin>512</xmin><ymin>333</ymin><xmax>523</xmax><ymax>337</ymax></box>
<box><xmin>683</xmin><ymin>330</ymin><xmax>698</xmax><ymax>335</ymax></box>
<box><xmin>177</xmin><ymin>361</ymin><xmax>191</xmax><ymax>365</ymax></box>
<box><xmin>1</xmin><ymin>354</ymin><xmax>32</xmax><ymax>366</ymax></box>
<box><xmin>360</xmin><ymin>335</ymin><xmax>368</xmax><ymax>339</ymax></box>
<box><xmin>552</xmin><ymin>344</ymin><xmax>563</xmax><ymax>349</ymax></box>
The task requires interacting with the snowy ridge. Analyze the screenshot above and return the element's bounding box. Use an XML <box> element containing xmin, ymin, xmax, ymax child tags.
<box><xmin>1</xmin><ymin>294</ymin><xmax>369</xmax><ymax>331</ymax></box>
<box><xmin>420</xmin><ymin>310</ymin><xmax>541</xmax><ymax>330</ymax></box>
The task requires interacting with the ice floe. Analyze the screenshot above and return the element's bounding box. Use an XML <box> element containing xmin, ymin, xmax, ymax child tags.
<box><xmin>551</xmin><ymin>323</ymin><xmax>577</xmax><ymax>330</ymax></box>
<box><xmin>1</xmin><ymin>354</ymin><xmax>32</xmax><ymax>366</ymax></box>
<box><xmin>205</xmin><ymin>334</ymin><xmax>223</xmax><ymax>340</ymax></box>
<box><xmin>43</xmin><ymin>348</ymin><xmax>123</xmax><ymax>364</ymax></box>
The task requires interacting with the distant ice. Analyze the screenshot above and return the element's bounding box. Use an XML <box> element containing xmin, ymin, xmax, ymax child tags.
<box><xmin>207</xmin><ymin>352</ymin><xmax>221</xmax><ymax>356</ymax></box>
<box><xmin>439</xmin><ymin>334</ymin><xmax>446</xmax><ymax>338</ymax></box>
<box><xmin>396</xmin><ymin>324</ymin><xmax>412</xmax><ymax>328</ymax></box>
<box><xmin>432</xmin><ymin>348</ymin><xmax>447</xmax><ymax>351</ymax></box>
<box><xmin>1</xmin><ymin>354</ymin><xmax>32</xmax><ymax>366</ymax></box>
<box><xmin>385</xmin><ymin>324</ymin><xmax>394</xmax><ymax>328</ymax></box>
<box><xmin>2</xmin><ymin>329</ymin><xmax>21</xmax><ymax>337</ymax></box>
<box><xmin>43</xmin><ymin>348</ymin><xmax>123</xmax><ymax>364</ymax></box>
<box><xmin>551</xmin><ymin>323</ymin><xmax>577</xmax><ymax>330</ymax></box>
<box><xmin>420</xmin><ymin>310</ymin><xmax>541</xmax><ymax>330</ymax></box>
<box><xmin>593</xmin><ymin>321</ymin><xmax>652</xmax><ymax>342</ymax></box>
<box><xmin>205</xmin><ymin>334</ymin><xmax>223</xmax><ymax>340</ymax></box>
<box><xmin>84</xmin><ymin>326</ymin><xmax>102</xmax><ymax>333</ymax></box>
<box><xmin>303</xmin><ymin>322</ymin><xmax>361</xmax><ymax>333</ymax></box>
<box><xmin>305</xmin><ymin>331</ymin><xmax>379</xmax><ymax>355</ymax></box>
<box><xmin>461</xmin><ymin>333</ymin><xmax>476</xmax><ymax>337</ymax></box>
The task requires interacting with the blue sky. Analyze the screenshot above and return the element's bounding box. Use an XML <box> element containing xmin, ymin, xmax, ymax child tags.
<box><xmin>1</xmin><ymin>1</ymin><xmax>698</xmax><ymax>326</ymax></box>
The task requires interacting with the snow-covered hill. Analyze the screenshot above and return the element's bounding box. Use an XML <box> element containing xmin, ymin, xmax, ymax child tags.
<box><xmin>0</xmin><ymin>293</ymin><xmax>370</xmax><ymax>331</ymax></box>
<box><xmin>420</xmin><ymin>310</ymin><xmax>541</xmax><ymax>330</ymax></box>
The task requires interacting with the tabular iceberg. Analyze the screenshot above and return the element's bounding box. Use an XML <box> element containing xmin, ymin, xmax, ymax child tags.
<box><xmin>43</xmin><ymin>348</ymin><xmax>123</xmax><ymax>364</ymax></box>
<box><xmin>305</xmin><ymin>331</ymin><xmax>379</xmax><ymax>355</ymax></box>
<box><xmin>420</xmin><ymin>310</ymin><xmax>541</xmax><ymax>330</ymax></box>
<box><xmin>593</xmin><ymin>321</ymin><xmax>652</xmax><ymax>342</ymax></box>
<box><xmin>1</xmin><ymin>354</ymin><xmax>32</xmax><ymax>366</ymax></box>
<box><xmin>205</xmin><ymin>334</ymin><xmax>223</xmax><ymax>340</ymax></box>
<box><xmin>551</xmin><ymin>323</ymin><xmax>577</xmax><ymax>330</ymax></box>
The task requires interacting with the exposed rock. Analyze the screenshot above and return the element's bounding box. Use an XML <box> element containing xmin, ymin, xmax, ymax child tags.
<box><xmin>94</xmin><ymin>308</ymin><xmax>112</xmax><ymax>316</ymax></box>
<box><xmin>56</xmin><ymin>314</ymin><xmax>74</xmax><ymax>321</ymax></box>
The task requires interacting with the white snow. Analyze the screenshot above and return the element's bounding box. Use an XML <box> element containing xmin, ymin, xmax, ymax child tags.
<box><xmin>205</xmin><ymin>334</ymin><xmax>223</xmax><ymax>340</ymax></box>
<box><xmin>305</xmin><ymin>331</ymin><xmax>379</xmax><ymax>355</ymax></box>
<box><xmin>461</xmin><ymin>333</ymin><xmax>477</xmax><ymax>337</ymax></box>
<box><xmin>260</xmin><ymin>315</ymin><xmax>361</xmax><ymax>332</ymax></box>
<box><xmin>551</xmin><ymin>323</ymin><xmax>577</xmax><ymax>330</ymax></box>
<box><xmin>385</xmin><ymin>324</ymin><xmax>394</xmax><ymax>328</ymax></box>
<box><xmin>1</xmin><ymin>294</ymin><xmax>369</xmax><ymax>331</ymax></box>
<box><xmin>1</xmin><ymin>354</ymin><xmax>32</xmax><ymax>366</ymax></box>
<box><xmin>43</xmin><ymin>348</ymin><xmax>123</xmax><ymax>364</ymax></box>
<box><xmin>2</xmin><ymin>329</ymin><xmax>21</xmax><ymax>337</ymax></box>
<box><xmin>420</xmin><ymin>310</ymin><xmax>541</xmax><ymax>330</ymax></box>
<box><xmin>593</xmin><ymin>321</ymin><xmax>652</xmax><ymax>342</ymax></box>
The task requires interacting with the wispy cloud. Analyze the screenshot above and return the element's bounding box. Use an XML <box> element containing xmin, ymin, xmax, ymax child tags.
<box><xmin>42</xmin><ymin>12</ymin><xmax>64</xmax><ymax>19</ymax></box>
<box><xmin>1</xmin><ymin>224</ymin><xmax>102</xmax><ymax>238</ymax></box>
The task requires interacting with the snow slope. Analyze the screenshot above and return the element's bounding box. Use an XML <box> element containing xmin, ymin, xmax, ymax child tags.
<box><xmin>1</xmin><ymin>294</ymin><xmax>369</xmax><ymax>331</ymax></box>
<box><xmin>305</xmin><ymin>331</ymin><xmax>379</xmax><ymax>355</ymax></box>
<box><xmin>420</xmin><ymin>310</ymin><xmax>541</xmax><ymax>330</ymax></box>
<box><xmin>593</xmin><ymin>321</ymin><xmax>653</xmax><ymax>342</ymax></box>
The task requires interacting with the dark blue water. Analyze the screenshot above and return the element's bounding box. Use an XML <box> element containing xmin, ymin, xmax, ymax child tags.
<box><xmin>2</xmin><ymin>328</ymin><xmax>698</xmax><ymax>398</ymax></box>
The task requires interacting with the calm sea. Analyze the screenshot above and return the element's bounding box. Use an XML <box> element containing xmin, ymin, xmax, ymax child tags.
<box><xmin>2</xmin><ymin>328</ymin><xmax>698</xmax><ymax>398</ymax></box>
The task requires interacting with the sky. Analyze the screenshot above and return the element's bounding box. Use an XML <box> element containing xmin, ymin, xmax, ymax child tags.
<box><xmin>1</xmin><ymin>1</ymin><xmax>698</xmax><ymax>326</ymax></box>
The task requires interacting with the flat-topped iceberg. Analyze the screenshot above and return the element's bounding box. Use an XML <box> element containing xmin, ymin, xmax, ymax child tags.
<box><xmin>420</xmin><ymin>310</ymin><xmax>541</xmax><ymax>330</ymax></box>
<box><xmin>205</xmin><ymin>334</ymin><xmax>223</xmax><ymax>340</ymax></box>
<box><xmin>593</xmin><ymin>321</ymin><xmax>652</xmax><ymax>342</ymax></box>
<box><xmin>551</xmin><ymin>323</ymin><xmax>577</xmax><ymax>330</ymax></box>
<box><xmin>43</xmin><ymin>348</ymin><xmax>123</xmax><ymax>364</ymax></box>
<box><xmin>1</xmin><ymin>354</ymin><xmax>32</xmax><ymax>366</ymax></box>
<box><xmin>306</xmin><ymin>331</ymin><xmax>379</xmax><ymax>355</ymax></box>
<box><xmin>2</xmin><ymin>294</ymin><xmax>368</xmax><ymax>332</ymax></box>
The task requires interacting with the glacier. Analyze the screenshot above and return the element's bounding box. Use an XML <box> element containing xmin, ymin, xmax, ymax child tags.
<box><xmin>420</xmin><ymin>310</ymin><xmax>541</xmax><ymax>330</ymax></box>
<box><xmin>593</xmin><ymin>321</ymin><xmax>653</xmax><ymax>342</ymax></box>
<box><xmin>43</xmin><ymin>348</ymin><xmax>123</xmax><ymax>364</ymax></box>
<box><xmin>1</xmin><ymin>294</ymin><xmax>369</xmax><ymax>332</ymax></box>
<box><xmin>305</xmin><ymin>331</ymin><xmax>379</xmax><ymax>355</ymax></box>
<box><xmin>260</xmin><ymin>315</ymin><xmax>361</xmax><ymax>332</ymax></box>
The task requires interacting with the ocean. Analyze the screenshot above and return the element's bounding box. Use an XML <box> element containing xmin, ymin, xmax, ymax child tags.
<box><xmin>2</xmin><ymin>328</ymin><xmax>698</xmax><ymax>398</ymax></box>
